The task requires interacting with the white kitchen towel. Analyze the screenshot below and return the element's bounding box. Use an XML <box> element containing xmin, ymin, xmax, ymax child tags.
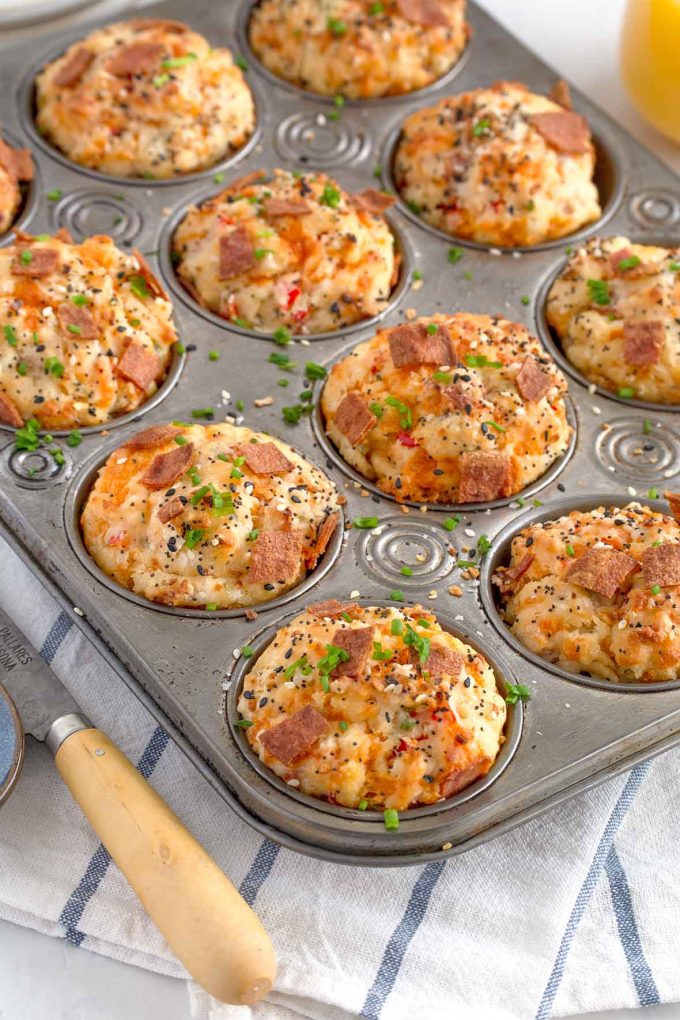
<box><xmin>1</xmin><ymin>533</ymin><xmax>678</xmax><ymax>1020</ymax></box>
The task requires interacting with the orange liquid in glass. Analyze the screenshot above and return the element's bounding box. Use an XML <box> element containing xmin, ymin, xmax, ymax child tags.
<box><xmin>620</xmin><ymin>0</ymin><xmax>680</xmax><ymax>143</ymax></box>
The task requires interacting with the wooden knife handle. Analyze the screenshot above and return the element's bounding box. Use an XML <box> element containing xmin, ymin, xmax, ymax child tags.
<box><xmin>54</xmin><ymin>727</ymin><xmax>276</xmax><ymax>1005</ymax></box>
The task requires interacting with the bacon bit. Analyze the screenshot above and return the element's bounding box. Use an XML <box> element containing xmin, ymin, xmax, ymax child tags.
<box><xmin>458</xmin><ymin>451</ymin><xmax>512</xmax><ymax>503</ymax></box>
<box><xmin>350</xmin><ymin>189</ymin><xmax>397</xmax><ymax>216</ymax></box>
<box><xmin>641</xmin><ymin>544</ymin><xmax>680</xmax><ymax>588</ymax></box>
<box><xmin>263</xmin><ymin>196</ymin><xmax>311</xmax><ymax>217</ymax></box>
<box><xmin>157</xmin><ymin>497</ymin><xmax>183</xmax><ymax>524</ymax></box>
<box><xmin>53</xmin><ymin>46</ymin><xmax>94</xmax><ymax>88</ymax></box>
<box><xmin>219</xmin><ymin>227</ymin><xmax>255</xmax><ymax>280</ymax></box>
<box><xmin>248</xmin><ymin>531</ymin><xmax>302</xmax><ymax>583</ymax></box>
<box><xmin>623</xmin><ymin>320</ymin><xmax>664</xmax><ymax>366</ymax></box>
<box><xmin>306</xmin><ymin>511</ymin><xmax>340</xmax><ymax>570</ymax></box>
<box><xmin>333</xmin><ymin>393</ymin><xmax>377</xmax><ymax>447</ymax></box>
<box><xmin>132</xmin><ymin>249</ymin><xmax>169</xmax><ymax>301</ymax></box>
<box><xmin>530</xmin><ymin>110</ymin><xmax>591</xmax><ymax>154</ymax></box>
<box><xmin>141</xmin><ymin>442</ymin><xmax>195</xmax><ymax>490</ymax></box>
<box><xmin>0</xmin><ymin>392</ymin><xmax>23</xmax><ymax>428</ymax></box>
<box><xmin>236</xmin><ymin>442</ymin><xmax>292</xmax><ymax>475</ymax></box>
<box><xmin>493</xmin><ymin>553</ymin><xmax>534</xmax><ymax>594</ymax></box>
<box><xmin>398</xmin><ymin>432</ymin><xmax>419</xmax><ymax>447</ymax></box>
<box><xmin>330</xmin><ymin>626</ymin><xmax>374</xmax><ymax>678</ymax></box>
<box><xmin>664</xmin><ymin>492</ymin><xmax>680</xmax><ymax>524</ymax></box>
<box><xmin>0</xmin><ymin>139</ymin><xmax>33</xmax><ymax>182</ymax></box>
<box><xmin>57</xmin><ymin>303</ymin><xmax>99</xmax><ymax>341</ymax></box>
<box><xmin>122</xmin><ymin>424</ymin><xmax>181</xmax><ymax>450</ymax></box>
<box><xmin>245</xmin><ymin>608</ymin><xmax>258</xmax><ymax>621</ymax></box>
<box><xmin>116</xmin><ymin>343</ymin><xmax>162</xmax><ymax>391</ymax></box>
<box><xmin>11</xmin><ymin>248</ymin><xmax>59</xmax><ymax>277</ymax></box>
<box><xmin>566</xmin><ymin>547</ymin><xmax>638</xmax><ymax>599</ymax></box>
<box><xmin>259</xmin><ymin>705</ymin><xmax>328</xmax><ymax>766</ymax></box>
<box><xmin>108</xmin><ymin>42</ymin><xmax>164</xmax><ymax>77</ymax></box>
<box><xmin>516</xmin><ymin>357</ymin><xmax>551</xmax><ymax>402</ymax></box>
<box><xmin>397</xmin><ymin>0</ymin><xmax>448</xmax><ymax>26</ymax></box>
<box><xmin>549</xmin><ymin>79</ymin><xmax>573</xmax><ymax>110</ymax></box>
<box><xmin>388</xmin><ymin>322</ymin><xmax>456</xmax><ymax>368</ymax></box>
<box><xmin>307</xmin><ymin>599</ymin><xmax>358</xmax><ymax>618</ymax></box>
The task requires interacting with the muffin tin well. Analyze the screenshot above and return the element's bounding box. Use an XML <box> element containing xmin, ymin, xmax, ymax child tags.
<box><xmin>0</xmin><ymin>0</ymin><xmax>679</xmax><ymax>865</ymax></box>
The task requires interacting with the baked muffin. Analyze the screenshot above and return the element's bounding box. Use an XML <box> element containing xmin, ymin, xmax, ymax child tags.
<box><xmin>173</xmin><ymin>169</ymin><xmax>399</xmax><ymax>335</ymax></box>
<box><xmin>236</xmin><ymin>602</ymin><xmax>506</xmax><ymax>810</ymax></box>
<box><xmin>81</xmin><ymin>422</ymin><xmax>340</xmax><ymax>610</ymax></box>
<box><xmin>0</xmin><ymin>232</ymin><xmax>176</xmax><ymax>431</ymax></box>
<box><xmin>493</xmin><ymin>501</ymin><xmax>680</xmax><ymax>683</ymax></box>
<box><xmin>546</xmin><ymin>236</ymin><xmax>680</xmax><ymax>404</ymax></box>
<box><xmin>393</xmin><ymin>80</ymin><xmax>601</xmax><ymax>246</ymax></box>
<box><xmin>249</xmin><ymin>0</ymin><xmax>468</xmax><ymax>99</ymax></box>
<box><xmin>0</xmin><ymin>133</ymin><xmax>33</xmax><ymax>235</ymax></box>
<box><xmin>35</xmin><ymin>19</ymin><xmax>255</xmax><ymax>179</ymax></box>
<box><xmin>320</xmin><ymin>312</ymin><xmax>572</xmax><ymax>504</ymax></box>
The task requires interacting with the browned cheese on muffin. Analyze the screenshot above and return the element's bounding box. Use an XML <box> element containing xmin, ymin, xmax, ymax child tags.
<box><xmin>237</xmin><ymin>602</ymin><xmax>506</xmax><ymax>810</ymax></box>
<box><xmin>321</xmin><ymin>312</ymin><xmax>572</xmax><ymax>504</ymax></box>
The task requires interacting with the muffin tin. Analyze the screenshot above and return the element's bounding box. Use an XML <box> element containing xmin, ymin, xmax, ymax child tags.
<box><xmin>0</xmin><ymin>0</ymin><xmax>679</xmax><ymax>866</ymax></box>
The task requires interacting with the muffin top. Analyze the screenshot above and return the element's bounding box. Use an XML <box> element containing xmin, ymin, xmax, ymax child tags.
<box><xmin>237</xmin><ymin>602</ymin><xmax>506</xmax><ymax>811</ymax></box>
<box><xmin>494</xmin><ymin>501</ymin><xmax>680</xmax><ymax>683</ymax></box>
<box><xmin>320</xmin><ymin>312</ymin><xmax>572</xmax><ymax>504</ymax></box>
<box><xmin>35</xmin><ymin>18</ymin><xmax>255</xmax><ymax>179</ymax></box>
<box><xmin>81</xmin><ymin>422</ymin><xmax>341</xmax><ymax>610</ymax></box>
<box><xmin>0</xmin><ymin>133</ymin><xmax>33</xmax><ymax>235</ymax></box>
<box><xmin>249</xmin><ymin>0</ymin><xmax>468</xmax><ymax>99</ymax></box>
<box><xmin>394</xmin><ymin>80</ymin><xmax>601</xmax><ymax>247</ymax></box>
<box><xmin>0</xmin><ymin>232</ymin><xmax>176</xmax><ymax>431</ymax></box>
<box><xmin>546</xmin><ymin>236</ymin><xmax>680</xmax><ymax>404</ymax></box>
<box><xmin>173</xmin><ymin>169</ymin><xmax>399</xmax><ymax>335</ymax></box>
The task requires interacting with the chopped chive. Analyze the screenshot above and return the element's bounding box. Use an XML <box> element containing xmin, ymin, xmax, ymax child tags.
<box><xmin>241</xmin><ymin>646</ymin><xmax>254</xmax><ymax>658</ymax></box>
<box><xmin>472</xmin><ymin>117</ymin><xmax>491</xmax><ymax>136</ymax></box>
<box><xmin>400</xmin><ymin>565</ymin><xmax>413</xmax><ymax>576</ymax></box>
<box><xmin>369</xmin><ymin>401</ymin><xmax>383</xmax><ymax>418</ymax></box>
<box><xmin>412</xmin><ymin>268</ymin><xmax>423</xmax><ymax>281</ymax></box>
<box><xmin>235</xmin><ymin>54</ymin><xmax>248</xmax><ymax>71</ymax></box>
<box><xmin>353</xmin><ymin>516</ymin><xmax>379</xmax><ymax>528</ymax></box>
<box><xmin>586</xmin><ymin>278</ymin><xmax>611</xmax><ymax>306</ymax></box>
<box><xmin>21</xmin><ymin>250</ymin><xmax>33</xmax><ymax>265</ymax></box>
<box><xmin>208</xmin><ymin>350</ymin><xmax>220</xmax><ymax>361</ymax></box>
<box><xmin>161</xmin><ymin>52</ymin><xmax>198</xmax><ymax>68</ymax></box>
<box><xmin>383</xmin><ymin>808</ymin><xmax>399</xmax><ymax>831</ymax></box>
<box><xmin>205</xmin><ymin>603</ymin><xmax>218</xmax><ymax>611</ymax></box>
<box><xmin>174</xmin><ymin>435</ymin><xmax>188</xmax><ymax>446</ymax></box>
<box><xmin>235</xmin><ymin>719</ymin><xmax>253</xmax><ymax>728</ymax></box>
<box><xmin>305</xmin><ymin>361</ymin><xmax>327</xmax><ymax>380</ymax></box>
<box><xmin>643</xmin><ymin>419</ymin><xmax>653</xmax><ymax>435</ymax></box>
<box><xmin>191</xmin><ymin>407</ymin><xmax>214</xmax><ymax>419</ymax></box>
<box><xmin>3</xmin><ymin>324</ymin><xmax>18</xmax><ymax>346</ymax></box>
<box><xmin>152</xmin><ymin>73</ymin><xmax>170</xmax><ymax>88</ymax></box>
<box><xmin>47</xmin><ymin>188</ymin><xmax>62</xmax><ymax>201</ymax></box>
<box><xmin>447</xmin><ymin>246</ymin><xmax>463</xmax><ymax>265</ymax></box>
<box><xmin>566</xmin><ymin>544</ymin><xmax>575</xmax><ymax>557</ymax></box>
<box><xmin>390</xmin><ymin>589</ymin><xmax>405</xmax><ymax>601</ymax></box>
<box><xmin>338</xmin><ymin>720</ymin><xmax>349</xmax><ymax>732</ymax></box>
<box><xmin>465</xmin><ymin>354</ymin><xmax>502</xmax><ymax>369</ymax></box>
<box><xmin>357</xmin><ymin>798</ymin><xmax>369</xmax><ymax>811</ymax></box>
<box><xmin>648</xmin><ymin>487</ymin><xmax>659</xmax><ymax>499</ymax></box>
<box><xmin>319</xmin><ymin>183</ymin><xmax>341</xmax><ymax>207</ymax></box>
<box><xmin>505</xmin><ymin>682</ymin><xmax>531</xmax><ymax>705</ymax></box>
<box><xmin>390</xmin><ymin>619</ymin><xmax>403</xmax><ymax>635</ymax></box>
<box><xmin>71</xmin><ymin>294</ymin><xmax>88</xmax><ymax>306</ymax></box>
<box><xmin>651</xmin><ymin>584</ymin><xmax>661</xmax><ymax>595</ymax></box>
<box><xmin>443</xmin><ymin>516</ymin><xmax>460</xmax><ymax>531</ymax></box>
<box><xmin>129</xmin><ymin>274</ymin><xmax>150</xmax><ymax>300</ymax></box>
<box><xmin>16</xmin><ymin>361</ymin><xmax>28</xmax><ymax>376</ymax></box>
<box><xmin>184</xmin><ymin>528</ymin><xmax>204</xmax><ymax>549</ymax></box>
<box><xmin>617</xmin><ymin>387</ymin><xmax>635</xmax><ymax>399</ymax></box>
<box><xmin>457</xmin><ymin>560</ymin><xmax>475</xmax><ymax>569</ymax></box>
<box><xmin>273</xmin><ymin>326</ymin><xmax>292</xmax><ymax>346</ymax></box>
<box><xmin>433</xmin><ymin>370</ymin><xmax>452</xmax><ymax>383</ymax></box>
<box><xmin>67</xmin><ymin>324</ymin><xmax>82</xmax><ymax>335</ymax></box>
<box><xmin>520</xmin><ymin>295</ymin><xmax>530</xmax><ymax>306</ymax></box>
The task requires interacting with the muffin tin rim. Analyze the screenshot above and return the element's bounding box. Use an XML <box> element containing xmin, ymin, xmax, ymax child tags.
<box><xmin>0</xmin><ymin>124</ymin><xmax>40</xmax><ymax>246</ymax></box>
<box><xmin>478</xmin><ymin>491</ymin><xmax>680</xmax><ymax>694</ymax></box>
<box><xmin>224</xmin><ymin>595</ymin><xmax>524</xmax><ymax>823</ymax></box>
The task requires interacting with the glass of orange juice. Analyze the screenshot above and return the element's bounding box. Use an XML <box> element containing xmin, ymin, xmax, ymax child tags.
<box><xmin>620</xmin><ymin>0</ymin><xmax>680</xmax><ymax>143</ymax></box>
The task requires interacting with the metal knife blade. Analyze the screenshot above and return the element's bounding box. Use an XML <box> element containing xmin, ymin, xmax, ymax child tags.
<box><xmin>0</xmin><ymin>605</ymin><xmax>82</xmax><ymax>741</ymax></box>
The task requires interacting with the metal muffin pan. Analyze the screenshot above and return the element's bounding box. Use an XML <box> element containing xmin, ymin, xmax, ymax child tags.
<box><xmin>0</xmin><ymin>0</ymin><xmax>679</xmax><ymax>865</ymax></box>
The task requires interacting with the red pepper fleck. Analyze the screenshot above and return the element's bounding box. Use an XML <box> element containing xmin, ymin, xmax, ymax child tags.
<box><xmin>491</xmin><ymin>199</ymin><xmax>504</xmax><ymax>213</ymax></box>
<box><xmin>397</xmin><ymin>432</ymin><xmax>418</xmax><ymax>448</ymax></box>
<box><xmin>286</xmin><ymin>286</ymin><xmax>301</xmax><ymax>309</ymax></box>
<box><xmin>396</xmin><ymin>738</ymin><xmax>410</xmax><ymax>753</ymax></box>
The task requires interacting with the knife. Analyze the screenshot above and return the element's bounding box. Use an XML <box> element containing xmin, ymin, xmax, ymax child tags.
<box><xmin>0</xmin><ymin>605</ymin><xmax>276</xmax><ymax>1005</ymax></box>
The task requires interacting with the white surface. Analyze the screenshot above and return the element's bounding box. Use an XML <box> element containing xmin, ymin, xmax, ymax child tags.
<box><xmin>1</xmin><ymin>2</ymin><xmax>679</xmax><ymax>1020</ymax></box>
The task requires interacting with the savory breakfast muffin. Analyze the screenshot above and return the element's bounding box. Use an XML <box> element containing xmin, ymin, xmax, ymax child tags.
<box><xmin>320</xmin><ymin>312</ymin><xmax>572</xmax><ymax>504</ymax></box>
<box><xmin>35</xmin><ymin>19</ymin><xmax>255</xmax><ymax>179</ymax></box>
<box><xmin>393</xmin><ymin>80</ymin><xmax>601</xmax><ymax>246</ymax></box>
<box><xmin>173</xmin><ymin>169</ymin><xmax>399</xmax><ymax>334</ymax></box>
<box><xmin>81</xmin><ymin>422</ymin><xmax>340</xmax><ymax>609</ymax></box>
<box><xmin>249</xmin><ymin>0</ymin><xmax>468</xmax><ymax>99</ymax></box>
<box><xmin>546</xmin><ymin>236</ymin><xmax>680</xmax><ymax>404</ymax></box>
<box><xmin>237</xmin><ymin>602</ymin><xmax>506</xmax><ymax>810</ymax></box>
<box><xmin>0</xmin><ymin>133</ymin><xmax>33</xmax><ymax>235</ymax></box>
<box><xmin>0</xmin><ymin>232</ymin><xmax>177</xmax><ymax>431</ymax></box>
<box><xmin>493</xmin><ymin>501</ymin><xmax>680</xmax><ymax>683</ymax></box>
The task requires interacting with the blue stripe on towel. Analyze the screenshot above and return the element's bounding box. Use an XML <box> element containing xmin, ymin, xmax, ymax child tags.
<box><xmin>360</xmin><ymin>861</ymin><xmax>445</xmax><ymax>1019</ymax></box>
<box><xmin>40</xmin><ymin>612</ymin><xmax>73</xmax><ymax>665</ymax></box>
<box><xmin>239</xmin><ymin>839</ymin><xmax>280</xmax><ymax>906</ymax></box>
<box><xmin>535</xmin><ymin>761</ymin><xmax>650</xmax><ymax>1019</ymax></box>
<box><xmin>606</xmin><ymin>844</ymin><xmax>660</xmax><ymax>1005</ymax></box>
<box><xmin>59</xmin><ymin>725</ymin><xmax>169</xmax><ymax>946</ymax></box>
